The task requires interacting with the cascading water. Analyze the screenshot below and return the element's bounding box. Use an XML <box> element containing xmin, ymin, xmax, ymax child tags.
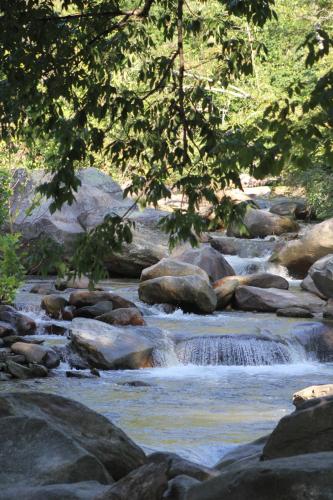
<box><xmin>175</xmin><ymin>335</ymin><xmax>310</xmax><ymax>366</ymax></box>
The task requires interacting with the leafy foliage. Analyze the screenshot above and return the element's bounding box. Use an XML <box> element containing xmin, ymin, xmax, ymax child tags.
<box><xmin>0</xmin><ymin>234</ymin><xmax>25</xmax><ymax>304</ymax></box>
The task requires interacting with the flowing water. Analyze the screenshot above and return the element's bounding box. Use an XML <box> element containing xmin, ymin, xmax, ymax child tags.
<box><xmin>3</xmin><ymin>248</ymin><xmax>333</xmax><ymax>467</ymax></box>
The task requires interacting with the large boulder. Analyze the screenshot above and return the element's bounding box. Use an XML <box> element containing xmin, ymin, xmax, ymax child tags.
<box><xmin>234</xmin><ymin>286</ymin><xmax>324</xmax><ymax>313</ymax></box>
<box><xmin>214</xmin><ymin>279</ymin><xmax>240</xmax><ymax>309</ymax></box>
<box><xmin>11</xmin><ymin>168</ymin><xmax>169</xmax><ymax>278</ymax></box>
<box><xmin>262</xmin><ymin>396</ymin><xmax>333</xmax><ymax>460</ymax></box>
<box><xmin>0</xmin><ymin>392</ymin><xmax>146</xmax><ymax>483</ymax></box>
<box><xmin>139</xmin><ymin>275</ymin><xmax>217</xmax><ymax>314</ymax></box>
<box><xmin>69</xmin><ymin>291</ymin><xmax>135</xmax><ymax>310</ymax></box>
<box><xmin>187</xmin><ymin>452</ymin><xmax>333</xmax><ymax>500</ymax></box>
<box><xmin>227</xmin><ymin>207</ymin><xmax>299</xmax><ymax>239</ymax></box>
<box><xmin>175</xmin><ymin>246</ymin><xmax>235</xmax><ymax>282</ymax></box>
<box><xmin>140</xmin><ymin>258</ymin><xmax>209</xmax><ymax>283</ymax></box>
<box><xmin>309</xmin><ymin>254</ymin><xmax>333</xmax><ymax>299</ymax></box>
<box><xmin>69</xmin><ymin>318</ymin><xmax>155</xmax><ymax>369</ymax></box>
<box><xmin>270</xmin><ymin>218</ymin><xmax>333</xmax><ymax>277</ymax></box>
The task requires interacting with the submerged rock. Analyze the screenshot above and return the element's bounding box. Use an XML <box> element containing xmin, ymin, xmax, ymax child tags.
<box><xmin>139</xmin><ymin>275</ymin><xmax>217</xmax><ymax>314</ymax></box>
<box><xmin>69</xmin><ymin>318</ymin><xmax>155</xmax><ymax>369</ymax></box>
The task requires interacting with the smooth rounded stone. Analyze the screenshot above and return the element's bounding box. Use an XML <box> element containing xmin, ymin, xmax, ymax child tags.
<box><xmin>234</xmin><ymin>286</ymin><xmax>324</xmax><ymax>313</ymax></box>
<box><xmin>1</xmin><ymin>482</ymin><xmax>110</xmax><ymax>500</ymax></box>
<box><xmin>276</xmin><ymin>307</ymin><xmax>314</xmax><ymax>318</ymax></box>
<box><xmin>0</xmin><ymin>416</ymin><xmax>110</xmax><ymax>487</ymax></box>
<box><xmin>270</xmin><ymin>217</ymin><xmax>333</xmax><ymax>277</ymax></box>
<box><xmin>30</xmin><ymin>284</ymin><xmax>56</xmax><ymax>295</ymax></box>
<box><xmin>96</xmin><ymin>308</ymin><xmax>146</xmax><ymax>327</ymax></box>
<box><xmin>269</xmin><ymin>199</ymin><xmax>308</xmax><ymax>219</ymax></box>
<box><xmin>11</xmin><ymin>342</ymin><xmax>60</xmax><ymax>369</ymax></box>
<box><xmin>69</xmin><ymin>291</ymin><xmax>136</xmax><ymax>310</ymax></box>
<box><xmin>262</xmin><ymin>396</ymin><xmax>333</xmax><ymax>460</ymax></box>
<box><xmin>175</xmin><ymin>246</ymin><xmax>235</xmax><ymax>282</ymax></box>
<box><xmin>216</xmin><ymin>435</ymin><xmax>269</xmax><ymax>470</ymax></box>
<box><xmin>73</xmin><ymin>301</ymin><xmax>114</xmax><ymax>319</ymax></box>
<box><xmin>2</xmin><ymin>335</ymin><xmax>44</xmax><ymax>347</ymax></box>
<box><xmin>0</xmin><ymin>392</ymin><xmax>146</xmax><ymax>480</ymax></box>
<box><xmin>140</xmin><ymin>257</ymin><xmax>209</xmax><ymax>283</ymax></box>
<box><xmin>95</xmin><ymin>462</ymin><xmax>168</xmax><ymax>500</ymax></box>
<box><xmin>148</xmin><ymin>452</ymin><xmax>218</xmax><ymax>482</ymax></box>
<box><xmin>324</xmin><ymin>299</ymin><xmax>333</xmax><ymax>319</ymax></box>
<box><xmin>214</xmin><ymin>279</ymin><xmax>240</xmax><ymax>309</ymax></box>
<box><xmin>309</xmin><ymin>254</ymin><xmax>333</xmax><ymax>299</ymax></box>
<box><xmin>69</xmin><ymin>318</ymin><xmax>155</xmax><ymax>370</ymax></box>
<box><xmin>139</xmin><ymin>275</ymin><xmax>217</xmax><ymax>314</ymax></box>
<box><xmin>186</xmin><ymin>452</ymin><xmax>333</xmax><ymax>500</ymax></box>
<box><xmin>0</xmin><ymin>307</ymin><xmax>36</xmax><ymax>335</ymax></box>
<box><xmin>41</xmin><ymin>294</ymin><xmax>68</xmax><ymax>319</ymax></box>
<box><xmin>210</xmin><ymin>238</ymin><xmax>238</xmax><ymax>255</ymax></box>
<box><xmin>301</xmin><ymin>274</ymin><xmax>326</xmax><ymax>299</ymax></box>
<box><xmin>227</xmin><ymin>207</ymin><xmax>299</xmax><ymax>239</ymax></box>
<box><xmin>293</xmin><ymin>385</ymin><xmax>333</xmax><ymax>407</ymax></box>
<box><xmin>213</xmin><ymin>273</ymin><xmax>289</xmax><ymax>291</ymax></box>
<box><xmin>6</xmin><ymin>360</ymin><xmax>48</xmax><ymax>379</ymax></box>
<box><xmin>163</xmin><ymin>475</ymin><xmax>201</xmax><ymax>500</ymax></box>
<box><xmin>0</xmin><ymin>321</ymin><xmax>16</xmax><ymax>338</ymax></box>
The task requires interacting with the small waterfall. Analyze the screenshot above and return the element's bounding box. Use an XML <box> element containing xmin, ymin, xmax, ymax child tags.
<box><xmin>175</xmin><ymin>335</ymin><xmax>309</xmax><ymax>366</ymax></box>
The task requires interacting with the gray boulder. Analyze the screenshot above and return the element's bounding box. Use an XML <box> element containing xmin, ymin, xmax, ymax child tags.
<box><xmin>227</xmin><ymin>207</ymin><xmax>299</xmax><ymax>239</ymax></box>
<box><xmin>309</xmin><ymin>254</ymin><xmax>333</xmax><ymax>299</ymax></box>
<box><xmin>69</xmin><ymin>291</ymin><xmax>136</xmax><ymax>310</ymax></box>
<box><xmin>0</xmin><ymin>391</ymin><xmax>146</xmax><ymax>480</ymax></box>
<box><xmin>216</xmin><ymin>435</ymin><xmax>269</xmax><ymax>470</ymax></box>
<box><xmin>301</xmin><ymin>274</ymin><xmax>326</xmax><ymax>299</ymax></box>
<box><xmin>10</xmin><ymin>342</ymin><xmax>60</xmax><ymax>368</ymax></box>
<box><xmin>262</xmin><ymin>396</ymin><xmax>333</xmax><ymax>460</ymax></box>
<box><xmin>1</xmin><ymin>482</ymin><xmax>110</xmax><ymax>500</ymax></box>
<box><xmin>235</xmin><ymin>286</ymin><xmax>324</xmax><ymax>313</ymax></box>
<box><xmin>139</xmin><ymin>275</ymin><xmax>217</xmax><ymax>314</ymax></box>
<box><xmin>176</xmin><ymin>246</ymin><xmax>234</xmax><ymax>282</ymax></box>
<box><xmin>73</xmin><ymin>301</ymin><xmax>114</xmax><ymax>318</ymax></box>
<box><xmin>276</xmin><ymin>307</ymin><xmax>314</xmax><ymax>318</ymax></box>
<box><xmin>270</xmin><ymin>218</ymin><xmax>333</xmax><ymax>277</ymax></box>
<box><xmin>270</xmin><ymin>199</ymin><xmax>309</xmax><ymax>219</ymax></box>
<box><xmin>140</xmin><ymin>257</ymin><xmax>209</xmax><ymax>283</ymax></box>
<box><xmin>0</xmin><ymin>306</ymin><xmax>36</xmax><ymax>335</ymax></box>
<box><xmin>187</xmin><ymin>452</ymin><xmax>333</xmax><ymax>500</ymax></box>
<box><xmin>69</xmin><ymin>318</ymin><xmax>155</xmax><ymax>369</ymax></box>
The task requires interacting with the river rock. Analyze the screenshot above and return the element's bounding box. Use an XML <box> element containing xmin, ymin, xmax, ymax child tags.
<box><xmin>74</xmin><ymin>301</ymin><xmax>114</xmax><ymax>318</ymax></box>
<box><xmin>10</xmin><ymin>342</ymin><xmax>60</xmax><ymax>368</ymax></box>
<box><xmin>276</xmin><ymin>307</ymin><xmax>314</xmax><ymax>318</ymax></box>
<box><xmin>140</xmin><ymin>258</ymin><xmax>209</xmax><ymax>283</ymax></box>
<box><xmin>270</xmin><ymin>217</ymin><xmax>333</xmax><ymax>277</ymax></box>
<box><xmin>163</xmin><ymin>475</ymin><xmax>200</xmax><ymax>500</ymax></box>
<box><xmin>96</xmin><ymin>462</ymin><xmax>168</xmax><ymax>500</ymax></box>
<box><xmin>69</xmin><ymin>291</ymin><xmax>136</xmax><ymax>310</ymax></box>
<box><xmin>175</xmin><ymin>246</ymin><xmax>234</xmax><ymax>282</ymax></box>
<box><xmin>0</xmin><ymin>321</ymin><xmax>16</xmax><ymax>337</ymax></box>
<box><xmin>290</xmin><ymin>322</ymin><xmax>333</xmax><ymax>362</ymax></box>
<box><xmin>1</xmin><ymin>482</ymin><xmax>110</xmax><ymax>500</ymax></box>
<box><xmin>148</xmin><ymin>452</ymin><xmax>217</xmax><ymax>481</ymax></box>
<box><xmin>0</xmin><ymin>306</ymin><xmax>36</xmax><ymax>335</ymax></box>
<box><xmin>213</xmin><ymin>273</ymin><xmax>289</xmax><ymax>290</ymax></box>
<box><xmin>41</xmin><ymin>294</ymin><xmax>68</xmax><ymax>319</ymax></box>
<box><xmin>227</xmin><ymin>207</ymin><xmax>299</xmax><ymax>238</ymax></box>
<box><xmin>262</xmin><ymin>396</ymin><xmax>333</xmax><ymax>460</ymax></box>
<box><xmin>97</xmin><ymin>308</ymin><xmax>146</xmax><ymax>327</ymax></box>
<box><xmin>309</xmin><ymin>254</ymin><xmax>333</xmax><ymax>299</ymax></box>
<box><xmin>6</xmin><ymin>360</ymin><xmax>48</xmax><ymax>379</ymax></box>
<box><xmin>234</xmin><ymin>286</ymin><xmax>324</xmax><ymax>313</ymax></box>
<box><xmin>269</xmin><ymin>199</ymin><xmax>308</xmax><ymax>219</ymax></box>
<box><xmin>187</xmin><ymin>452</ymin><xmax>333</xmax><ymax>500</ymax></box>
<box><xmin>216</xmin><ymin>435</ymin><xmax>269</xmax><ymax>470</ymax></box>
<box><xmin>69</xmin><ymin>318</ymin><xmax>155</xmax><ymax>369</ymax></box>
<box><xmin>293</xmin><ymin>385</ymin><xmax>333</xmax><ymax>407</ymax></box>
<box><xmin>214</xmin><ymin>279</ymin><xmax>240</xmax><ymax>309</ymax></box>
<box><xmin>139</xmin><ymin>275</ymin><xmax>217</xmax><ymax>314</ymax></box>
<box><xmin>0</xmin><ymin>392</ymin><xmax>146</xmax><ymax>480</ymax></box>
<box><xmin>30</xmin><ymin>283</ymin><xmax>56</xmax><ymax>295</ymax></box>
<box><xmin>301</xmin><ymin>274</ymin><xmax>326</xmax><ymax>299</ymax></box>
<box><xmin>324</xmin><ymin>299</ymin><xmax>333</xmax><ymax>319</ymax></box>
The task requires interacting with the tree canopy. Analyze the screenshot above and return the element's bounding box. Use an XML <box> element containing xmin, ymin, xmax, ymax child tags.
<box><xmin>0</xmin><ymin>0</ymin><xmax>332</xmax><ymax>280</ymax></box>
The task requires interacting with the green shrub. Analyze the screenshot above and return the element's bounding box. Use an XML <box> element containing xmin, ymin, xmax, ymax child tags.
<box><xmin>0</xmin><ymin>234</ymin><xmax>25</xmax><ymax>304</ymax></box>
